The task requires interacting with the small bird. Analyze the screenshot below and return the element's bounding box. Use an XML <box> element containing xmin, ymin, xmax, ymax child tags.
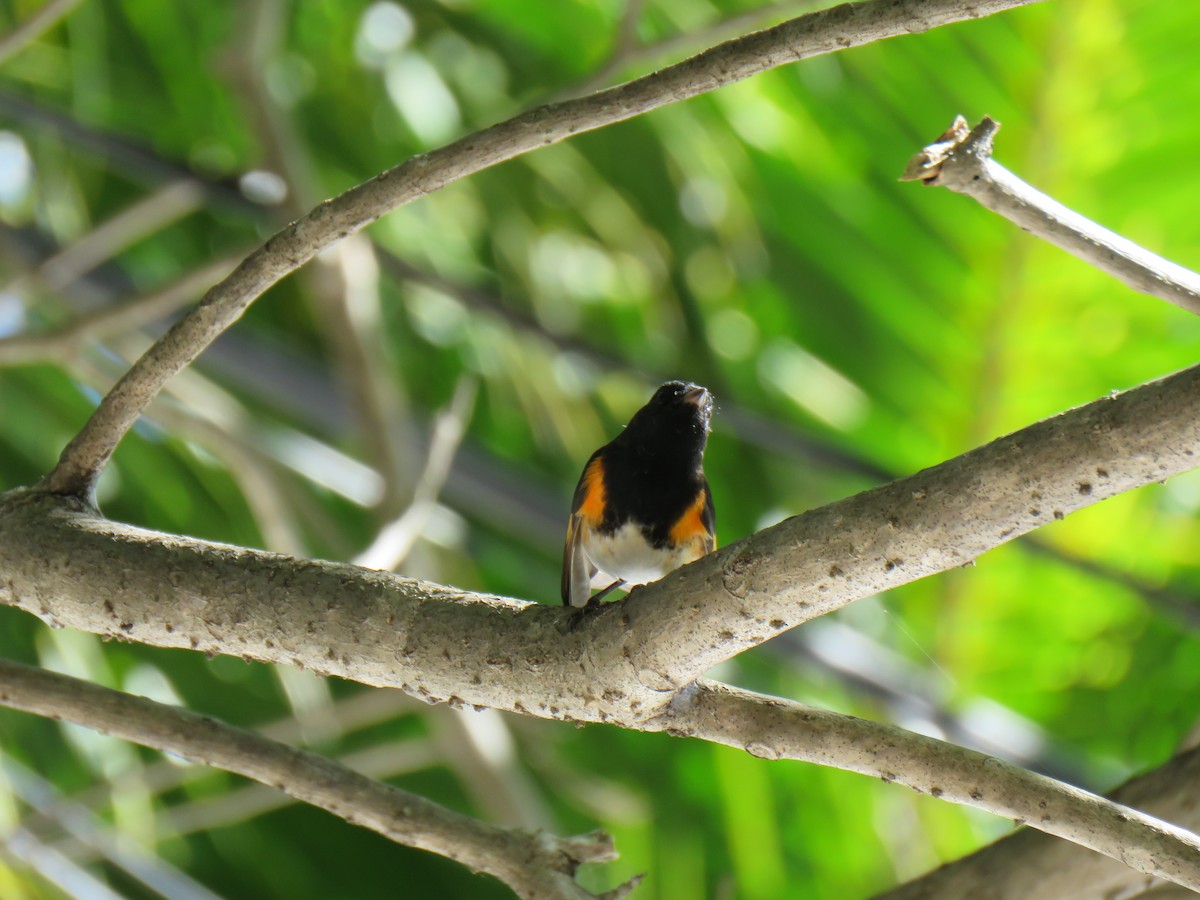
<box><xmin>562</xmin><ymin>381</ymin><xmax>716</xmax><ymax>608</ymax></box>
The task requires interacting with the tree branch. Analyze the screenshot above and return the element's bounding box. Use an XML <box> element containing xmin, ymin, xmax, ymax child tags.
<box><xmin>901</xmin><ymin>116</ymin><xmax>1200</xmax><ymax>316</ymax></box>
<box><xmin>355</xmin><ymin>378</ymin><xmax>478</xmax><ymax>572</ymax></box>
<box><xmin>8</xmin><ymin>354</ymin><xmax>1200</xmax><ymax>887</ymax></box>
<box><xmin>877</xmin><ymin>744</ymin><xmax>1200</xmax><ymax>899</ymax></box>
<box><xmin>0</xmin><ymin>658</ymin><xmax>637</xmax><ymax>900</ymax></box>
<box><xmin>668</xmin><ymin>681</ymin><xmax>1200</xmax><ymax>892</ymax></box>
<box><xmin>616</xmin><ymin>361</ymin><xmax>1200</xmax><ymax>693</ymax></box>
<box><xmin>5</xmin><ymin>357</ymin><xmax>1200</xmax><ymax>726</ymax></box>
<box><xmin>38</xmin><ymin>0</ymin><xmax>1044</xmax><ymax>499</ymax></box>
<box><xmin>0</xmin><ymin>255</ymin><xmax>243</xmax><ymax>367</ymax></box>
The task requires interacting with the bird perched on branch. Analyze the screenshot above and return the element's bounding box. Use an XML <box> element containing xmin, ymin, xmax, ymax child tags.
<box><xmin>562</xmin><ymin>381</ymin><xmax>716</xmax><ymax>608</ymax></box>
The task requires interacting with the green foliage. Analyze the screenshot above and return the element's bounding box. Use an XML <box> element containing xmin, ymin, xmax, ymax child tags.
<box><xmin>1</xmin><ymin>0</ymin><xmax>1199</xmax><ymax>896</ymax></box>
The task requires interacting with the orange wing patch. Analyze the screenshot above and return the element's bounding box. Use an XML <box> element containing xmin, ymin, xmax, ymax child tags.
<box><xmin>576</xmin><ymin>457</ymin><xmax>607</xmax><ymax>525</ymax></box>
<box><xmin>669</xmin><ymin>488</ymin><xmax>715</xmax><ymax>549</ymax></box>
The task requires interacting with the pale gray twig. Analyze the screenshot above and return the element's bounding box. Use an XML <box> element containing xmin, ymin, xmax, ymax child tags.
<box><xmin>902</xmin><ymin>116</ymin><xmax>1200</xmax><ymax>316</ymax></box>
<box><xmin>2</xmin><ymin>827</ymin><xmax>123</xmax><ymax>900</ymax></box>
<box><xmin>355</xmin><ymin>378</ymin><xmax>477</xmax><ymax>571</ymax></box>
<box><xmin>0</xmin><ymin>751</ymin><xmax>221</xmax><ymax>900</ymax></box>
<box><xmin>234</xmin><ymin>0</ymin><xmax>419</xmax><ymax>515</ymax></box>
<box><xmin>39</xmin><ymin>0</ymin><xmax>1045</xmax><ymax>499</ymax></box>
<box><xmin>5</xmin><ymin>180</ymin><xmax>206</xmax><ymax>297</ymax></box>
<box><xmin>0</xmin><ymin>254</ymin><xmax>244</xmax><ymax>367</ymax></box>
<box><xmin>0</xmin><ymin>0</ymin><xmax>86</xmax><ymax>66</ymax></box>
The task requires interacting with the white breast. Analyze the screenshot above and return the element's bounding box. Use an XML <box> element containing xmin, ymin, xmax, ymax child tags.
<box><xmin>582</xmin><ymin>521</ymin><xmax>692</xmax><ymax>588</ymax></box>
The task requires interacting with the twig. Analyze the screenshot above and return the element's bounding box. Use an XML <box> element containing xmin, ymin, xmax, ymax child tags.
<box><xmin>39</xmin><ymin>0</ymin><xmax>1044</xmax><ymax>500</ymax></box>
<box><xmin>5</xmin><ymin>180</ymin><xmax>207</xmax><ymax>296</ymax></box>
<box><xmin>2</xmin><ymin>827</ymin><xmax>124</xmax><ymax>900</ymax></box>
<box><xmin>235</xmin><ymin>0</ymin><xmax>419</xmax><ymax>515</ymax></box>
<box><xmin>0</xmin><ymin>658</ymin><xmax>638</xmax><ymax>900</ymax></box>
<box><xmin>0</xmin><ymin>751</ymin><xmax>221</xmax><ymax>900</ymax></box>
<box><xmin>0</xmin><ymin>0</ymin><xmax>86</xmax><ymax>67</ymax></box>
<box><xmin>355</xmin><ymin>379</ymin><xmax>477</xmax><ymax>571</ymax></box>
<box><xmin>901</xmin><ymin>116</ymin><xmax>1200</xmax><ymax>316</ymax></box>
<box><xmin>668</xmin><ymin>681</ymin><xmax>1200</xmax><ymax>892</ymax></box>
<box><xmin>0</xmin><ymin>254</ymin><xmax>244</xmax><ymax>367</ymax></box>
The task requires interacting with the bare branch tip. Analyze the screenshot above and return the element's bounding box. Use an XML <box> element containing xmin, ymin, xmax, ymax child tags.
<box><xmin>900</xmin><ymin>115</ymin><xmax>998</xmax><ymax>183</ymax></box>
<box><xmin>557</xmin><ymin>828</ymin><xmax>619</xmax><ymax>865</ymax></box>
<box><xmin>600</xmin><ymin>873</ymin><xmax>645</xmax><ymax>900</ymax></box>
<box><xmin>963</xmin><ymin>114</ymin><xmax>1001</xmax><ymax>154</ymax></box>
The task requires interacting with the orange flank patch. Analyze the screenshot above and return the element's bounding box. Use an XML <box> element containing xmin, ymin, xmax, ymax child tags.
<box><xmin>669</xmin><ymin>489</ymin><xmax>713</xmax><ymax>549</ymax></box>
<box><xmin>577</xmin><ymin>458</ymin><xmax>606</xmax><ymax>525</ymax></box>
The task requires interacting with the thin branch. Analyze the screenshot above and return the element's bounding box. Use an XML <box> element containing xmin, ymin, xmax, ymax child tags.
<box><xmin>0</xmin><ymin>0</ymin><xmax>86</xmax><ymax>67</ymax></box>
<box><xmin>564</xmin><ymin>0</ymin><xmax>817</xmax><ymax>99</ymax></box>
<box><xmin>667</xmin><ymin>681</ymin><xmax>1200</xmax><ymax>892</ymax></box>
<box><xmin>39</xmin><ymin>0</ymin><xmax>1044</xmax><ymax>499</ymax></box>
<box><xmin>0</xmin><ymin>658</ymin><xmax>638</xmax><ymax>900</ymax></box>
<box><xmin>157</xmin><ymin>739</ymin><xmax>440</xmax><ymax>840</ymax></box>
<box><xmin>355</xmin><ymin>379</ymin><xmax>478</xmax><ymax>571</ymax></box>
<box><xmin>877</xmin><ymin>745</ymin><xmax>1200</xmax><ymax>899</ymax></box>
<box><xmin>0</xmin><ymin>751</ymin><xmax>221</xmax><ymax>900</ymax></box>
<box><xmin>2</xmin><ymin>827</ymin><xmax>124</xmax><ymax>900</ymax></box>
<box><xmin>5</xmin><ymin>179</ymin><xmax>207</xmax><ymax>297</ymax></box>
<box><xmin>234</xmin><ymin>0</ymin><xmax>419</xmax><ymax>515</ymax></box>
<box><xmin>901</xmin><ymin>116</ymin><xmax>1200</xmax><ymax>316</ymax></box>
<box><xmin>0</xmin><ymin>254</ymin><xmax>244</xmax><ymax>367</ymax></box>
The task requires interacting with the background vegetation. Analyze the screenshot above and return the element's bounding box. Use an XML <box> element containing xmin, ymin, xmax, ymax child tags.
<box><xmin>1</xmin><ymin>0</ymin><xmax>1198</xmax><ymax>896</ymax></box>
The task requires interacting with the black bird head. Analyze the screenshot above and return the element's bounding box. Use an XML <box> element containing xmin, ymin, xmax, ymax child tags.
<box><xmin>617</xmin><ymin>381</ymin><xmax>713</xmax><ymax>462</ymax></box>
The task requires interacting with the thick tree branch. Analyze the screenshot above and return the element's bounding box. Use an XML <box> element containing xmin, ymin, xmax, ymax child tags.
<box><xmin>901</xmin><ymin>116</ymin><xmax>1200</xmax><ymax>315</ymax></box>
<box><xmin>668</xmin><ymin>682</ymin><xmax>1200</xmax><ymax>892</ymax></box>
<box><xmin>38</xmin><ymin>0</ymin><xmax>1043</xmax><ymax>499</ymax></box>
<box><xmin>5</xmin><ymin>359</ymin><xmax>1200</xmax><ymax>725</ymax></box>
<box><xmin>0</xmin><ymin>658</ymin><xmax>636</xmax><ymax>900</ymax></box>
<box><xmin>8</xmin><ymin>357</ymin><xmax>1200</xmax><ymax>886</ymax></box>
<box><xmin>617</xmin><ymin>361</ymin><xmax>1200</xmax><ymax>693</ymax></box>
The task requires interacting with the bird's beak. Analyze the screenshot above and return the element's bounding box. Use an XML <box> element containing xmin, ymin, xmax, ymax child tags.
<box><xmin>683</xmin><ymin>385</ymin><xmax>711</xmax><ymax>410</ymax></box>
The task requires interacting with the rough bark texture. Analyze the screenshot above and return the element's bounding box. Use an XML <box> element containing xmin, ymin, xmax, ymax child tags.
<box><xmin>8</xmin><ymin>361</ymin><xmax>1200</xmax><ymax>724</ymax></box>
<box><xmin>8</xmin><ymin>359</ymin><xmax>1200</xmax><ymax>889</ymax></box>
